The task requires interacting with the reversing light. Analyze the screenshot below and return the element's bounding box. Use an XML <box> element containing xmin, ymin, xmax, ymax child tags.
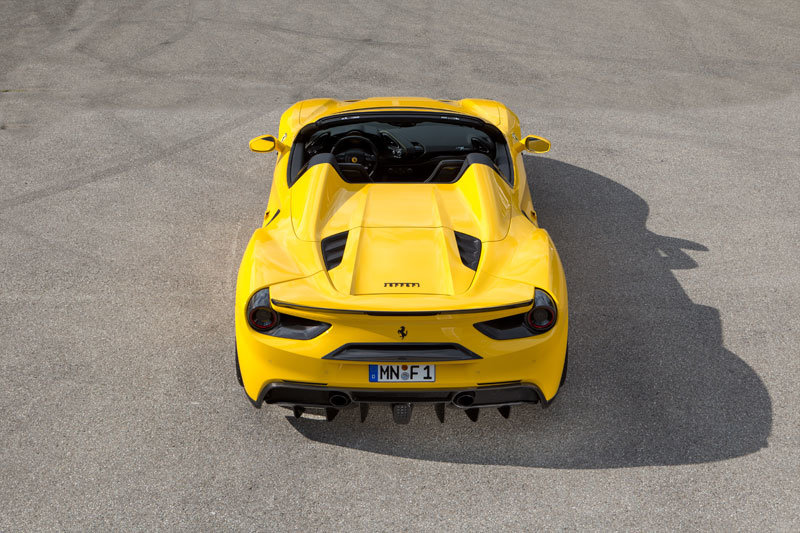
<box><xmin>247</xmin><ymin>288</ymin><xmax>278</xmax><ymax>332</ymax></box>
<box><xmin>526</xmin><ymin>289</ymin><xmax>557</xmax><ymax>332</ymax></box>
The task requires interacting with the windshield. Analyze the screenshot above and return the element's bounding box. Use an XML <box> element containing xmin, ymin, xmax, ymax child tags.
<box><xmin>288</xmin><ymin>114</ymin><xmax>512</xmax><ymax>185</ymax></box>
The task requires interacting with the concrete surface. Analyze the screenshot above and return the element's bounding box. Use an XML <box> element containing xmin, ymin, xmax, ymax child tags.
<box><xmin>1</xmin><ymin>0</ymin><xmax>798</xmax><ymax>530</ymax></box>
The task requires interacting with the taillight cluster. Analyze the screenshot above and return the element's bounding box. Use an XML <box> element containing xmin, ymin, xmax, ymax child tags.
<box><xmin>526</xmin><ymin>289</ymin><xmax>557</xmax><ymax>332</ymax></box>
<box><xmin>473</xmin><ymin>288</ymin><xmax>558</xmax><ymax>340</ymax></box>
<box><xmin>247</xmin><ymin>288</ymin><xmax>278</xmax><ymax>332</ymax></box>
<box><xmin>246</xmin><ymin>288</ymin><xmax>330</xmax><ymax>340</ymax></box>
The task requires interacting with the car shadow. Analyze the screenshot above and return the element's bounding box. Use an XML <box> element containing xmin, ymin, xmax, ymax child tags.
<box><xmin>284</xmin><ymin>157</ymin><xmax>772</xmax><ymax>468</ymax></box>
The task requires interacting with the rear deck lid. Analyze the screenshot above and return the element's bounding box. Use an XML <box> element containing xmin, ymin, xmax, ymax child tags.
<box><xmin>329</xmin><ymin>226</ymin><xmax>475</xmax><ymax>295</ymax></box>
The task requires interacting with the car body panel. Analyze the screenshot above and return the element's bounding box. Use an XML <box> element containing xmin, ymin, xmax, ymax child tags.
<box><xmin>289</xmin><ymin>161</ymin><xmax>512</xmax><ymax>242</ymax></box>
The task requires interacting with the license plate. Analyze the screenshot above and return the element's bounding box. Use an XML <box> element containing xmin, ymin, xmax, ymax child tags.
<box><xmin>369</xmin><ymin>364</ymin><xmax>435</xmax><ymax>382</ymax></box>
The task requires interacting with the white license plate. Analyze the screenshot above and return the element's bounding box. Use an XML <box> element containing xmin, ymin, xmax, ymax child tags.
<box><xmin>369</xmin><ymin>364</ymin><xmax>435</xmax><ymax>382</ymax></box>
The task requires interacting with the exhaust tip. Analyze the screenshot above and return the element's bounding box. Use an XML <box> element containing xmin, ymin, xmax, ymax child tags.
<box><xmin>452</xmin><ymin>391</ymin><xmax>476</xmax><ymax>408</ymax></box>
<box><xmin>329</xmin><ymin>393</ymin><xmax>351</xmax><ymax>407</ymax></box>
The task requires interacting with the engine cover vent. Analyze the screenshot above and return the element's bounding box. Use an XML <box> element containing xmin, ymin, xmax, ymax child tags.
<box><xmin>454</xmin><ymin>231</ymin><xmax>481</xmax><ymax>270</ymax></box>
<box><xmin>321</xmin><ymin>231</ymin><xmax>348</xmax><ymax>270</ymax></box>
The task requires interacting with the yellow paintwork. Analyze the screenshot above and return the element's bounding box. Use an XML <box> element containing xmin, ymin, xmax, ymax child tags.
<box><xmin>249</xmin><ymin>135</ymin><xmax>278</xmax><ymax>153</ymax></box>
<box><xmin>237</xmin><ymin>97</ymin><xmax>567</xmax><ymax>404</ymax></box>
<box><xmin>523</xmin><ymin>135</ymin><xmax>551</xmax><ymax>153</ymax></box>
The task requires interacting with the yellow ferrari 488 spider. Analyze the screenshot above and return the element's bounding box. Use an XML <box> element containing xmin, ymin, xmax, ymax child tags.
<box><xmin>236</xmin><ymin>97</ymin><xmax>567</xmax><ymax>423</ymax></box>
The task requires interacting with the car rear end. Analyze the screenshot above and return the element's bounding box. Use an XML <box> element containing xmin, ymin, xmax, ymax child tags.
<box><xmin>236</xmin><ymin>283</ymin><xmax>567</xmax><ymax>423</ymax></box>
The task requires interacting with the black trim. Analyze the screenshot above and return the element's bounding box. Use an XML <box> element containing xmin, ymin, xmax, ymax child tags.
<box><xmin>292</xmin><ymin>152</ymin><xmax>372</xmax><ymax>185</ymax></box>
<box><xmin>287</xmin><ymin>140</ymin><xmax>305</xmax><ymax>186</ymax></box>
<box><xmin>320</xmin><ymin>231</ymin><xmax>348</xmax><ymax>270</ymax></box>
<box><xmin>317</xmin><ymin>110</ymin><xmax>488</xmax><ymax>128</ymax></box>
<box><xmin>296</xmin><ymin>152</ymin><xmax>338</xmax><ymax>180</ymax></box>
<box><xmin>323</xmin><ymin>342</ymin><xmax>481</xmax><ymax>362</ymax></box>
<box><xmin>267</xmin><ymin>313</ymin><xmax>331</xmax><ymax>340</ymax></box>
<box><xmin>474</xmin><ymin>288</ymin><xmax>558</xmax><ymax>339</ymax></box>
<box><xmin>426</xmin><ymin>158</ymin><xmax>466</xmax><ymax>183</ymax></box>
<box><xmin>451</xmin><ymin>152</ymin><xmax>502</xmax><ymax>183</ymax></box>
<box><xmin>522</xmin><ymin>210</ymin><xmax>535</xmax><ymax>224</ymax></box>
<box><xmin>474</xmin><ymin>312</ymin><xmax>541</xmax><ymax>340</ymax></box>
<box><xmin>477</xmin><ymin>380</ymin><xmax>522</xmax><ymax>388</ymax></box>
<box><xmin>270</xmin><ymin>299</ymin><xmax>533</xmax><ymax>317</ymax></box>
<box><xmin>291</xmin><ymin>149</ymin><xmax>504</xmax><ymax>187</ymax></box>
<box><xmin>264</xmin><ymin>209</ymin><xmax>280</xmax><ymax>227</ymax></box>
<box><xmin>247</xmin><ymin>288</ymin><xmax>331</xmax><ymax>340</ymax></box>
<box><xmin>454</xmin><ymin>229</ymin><xmax>482</xmax><ymax>270</ymax></box>
<box><xmin>529</xmin><ymin>288</ymin><xmax>558</xmax><ymax>333</ymax></box>
<box><xmin>246</xmin><ymin>288</ymin><xmax>275</xmax><ymax>331</ymax></box>
<box><xmin>235</xmin><ymin>344</ymin><xmax>243</xmax><ymax>387</ymax></box>
<box><xmin>254</xmin><ymin>381</ymin><xmax>548</xmax><ymax>409</ymax></box>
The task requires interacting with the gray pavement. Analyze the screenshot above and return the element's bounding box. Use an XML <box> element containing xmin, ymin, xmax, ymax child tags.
<box><xmin>1</xmin><ymin>1</ymin><xmax>798</xmax><ymax>530</ymax></box>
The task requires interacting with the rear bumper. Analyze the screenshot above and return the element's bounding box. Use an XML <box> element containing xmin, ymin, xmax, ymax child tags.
<box><xmin>250</xmin><ymin>381</ymin><xmax>550</xmax><ymax>409</ymax></box>
<box><xmin>237</xmin><ymin>316</ymin><xmax>568</xmax><ymax>403</ymax></box>
<box><xmin>235</xmin><ymin>289</ymin><xmax>569</xmax><ymax>408</ymax></box>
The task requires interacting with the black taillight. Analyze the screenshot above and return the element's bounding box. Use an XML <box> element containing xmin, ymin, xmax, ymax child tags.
<box><xmin>454</xmin><ymin>231</ymin><xmax>481</xmax><ymax>270</ymax></box>
<box><xmin>473</xmin><ymin>288</ymin><xmax>558</xmax><ymax>339</ymax></box>
<box><xmin>321</xmin><ymin>231</ymin><xmax>348</xmax><ymax>270</ymax></box>
<box><xmin>246</xmin><ymin>287</ymin><xmax>330</xmax><ymax>339</ymax></box>
<box><xmin>249</xmin><ymin>307</ymin><xmax>278</xmax><ymax>331</ymax></box>
<box><xmin>247</xmin><ymin>288</ymin><xmax>278</xmax><ymax>332</ymax></box>
<box><xmin>526</xmin><ymin>289</ymin><xmax>557</xmax><ymax>332</ymax></box>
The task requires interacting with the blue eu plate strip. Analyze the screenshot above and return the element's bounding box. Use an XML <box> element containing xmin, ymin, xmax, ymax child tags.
<box><xmin>368</xmin><ymin>364</ymin><xmax>378</xmax><ymax>382</ymax></box>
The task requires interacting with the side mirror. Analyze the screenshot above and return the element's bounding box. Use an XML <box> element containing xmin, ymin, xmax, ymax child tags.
<box><xmin>522</xmin><ymin>135</ymin><xmax>551</xmax><ymax>153</ymax></box>
<box><xmin>249</xmin><ymin>135</ymin><xmax>278</xmax><ymax>153</ymax></box>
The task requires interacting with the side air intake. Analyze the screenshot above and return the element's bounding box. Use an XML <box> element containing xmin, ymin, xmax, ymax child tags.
<box><xmin>454</xmin><ymin>231</ymin><xmax>481</xmax><ymax>270</ymax></box>
<box><xmin>321</xmin><ymin>231</ymin><xmax>348</xmax><ymax>270</ymax></box>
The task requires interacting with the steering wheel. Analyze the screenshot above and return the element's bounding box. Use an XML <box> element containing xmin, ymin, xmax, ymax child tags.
<box><xmin>331</xmin><ymin>134</ymin><xmax>379</xmax><ymax>179</ymax></box>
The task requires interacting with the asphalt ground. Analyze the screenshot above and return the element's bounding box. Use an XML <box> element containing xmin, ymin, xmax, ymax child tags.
<box><xmin>1</xmin><ymin>1</ymin><xmax>798</xmax><ymax>530</ymax></box>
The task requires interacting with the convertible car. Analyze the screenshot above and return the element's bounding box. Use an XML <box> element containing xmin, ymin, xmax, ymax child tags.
<box><xmin>235</xmin><ymin>97</ymin><xmax>567</xmax><ymax>424</ymax></box>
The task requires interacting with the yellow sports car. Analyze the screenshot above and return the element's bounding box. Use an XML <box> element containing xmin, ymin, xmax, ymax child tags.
<box><xmin>236</xmin><ymin>97</ymin><xmax>567</xmax><ymax>423</ymax></box>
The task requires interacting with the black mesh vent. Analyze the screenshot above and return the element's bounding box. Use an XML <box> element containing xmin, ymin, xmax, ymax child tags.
<box><xmin>323</xmin><ymin>343</ymin><xmax>481</xmax><ymax>362</ymax></box>
<box><xmin>454</xmin><ymin>231</ymin><xmax>481</xmax><ymax>270</ymax></box>
<box><xmin>321</xmin><ymin>231</ymin><xmax>348</xmax><ymax>270</ymax></box>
